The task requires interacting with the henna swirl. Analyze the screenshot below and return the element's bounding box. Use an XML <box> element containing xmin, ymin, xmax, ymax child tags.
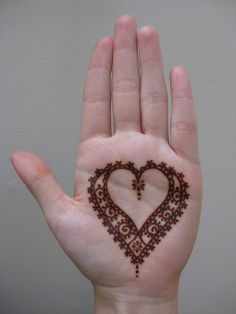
<box><xmin>87</xmin><ymin>160</ymin><xmax>189</xmax><ymax>278</ymax></box>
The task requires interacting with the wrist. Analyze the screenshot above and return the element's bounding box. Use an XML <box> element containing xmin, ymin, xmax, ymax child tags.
<box><xmin>93</xmin><ymin>285</ymin><xmax>178</xmax><ymax>314</ymax></box>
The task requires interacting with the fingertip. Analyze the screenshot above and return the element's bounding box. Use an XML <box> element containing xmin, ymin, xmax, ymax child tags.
<box><xmin>10</xmin><ymin>150</ymin><xmax>18</xmax><ymax>166</ymax></box>
<box><xmin>170</xmin><ymin>65</ymin><xmax>192</xmax><ymax>98</ymax></box>
<box><xmin>89</xmin><ymin>36</ymin><xmax>113</xmax><ymax>70</ymax></box>
<box><xmin>170</xmin><ymin>65</ymin><xmax>189</xmax><ymax>79</ymax></box>
<box><xmin>10</xmin><ymin>150</ymin><xmax>32</xmax><ymax>168</ymax></box>
<box><xmin>116</xmin><ymin>14</ymin><xmax>136</xmax><ymax>27</ymax></box>
<box><xmin>10</xmin><ymin>150</ymin><xmax>50</xmax><ymax>184</ymax></box>
<box><xmin>138</xmin><ymin>25</ymin><xmax>159</xmax><ymax>40</ymax></box>
<box><xmin>10</xmin><ymin>150</ymin><xmax>44</xmax><ymax>166</ymax></box>
<box><xmin>96</xmin><ymin>36</ymin><xmax>113</xmax><ymax>48</ymax></box>
<box><xmin>114</xmin><ymin>15</ymin><xmax>137</xmax><ymax>42</ymax></box>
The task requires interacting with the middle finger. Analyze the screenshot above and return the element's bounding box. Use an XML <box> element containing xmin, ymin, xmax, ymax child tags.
<box><xmin>112</xmin><ymin>15</ymin><xmax>141</xmax><ymax>133</ymax></box>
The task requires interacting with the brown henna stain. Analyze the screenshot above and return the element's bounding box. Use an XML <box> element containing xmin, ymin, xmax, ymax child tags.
<box><xmin>87</xmin><ymin>160</ymin><xmax>189</xmax><ymax>278</ymax></box>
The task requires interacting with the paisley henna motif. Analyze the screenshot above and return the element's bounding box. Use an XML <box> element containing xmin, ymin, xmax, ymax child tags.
<box><xmin>87</xmin><ymin>160</ymin><xmax>189</xmax><ymax>278</ymax></box>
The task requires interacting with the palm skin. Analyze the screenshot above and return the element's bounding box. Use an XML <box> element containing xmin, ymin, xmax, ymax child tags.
<box><xmin>70</xmin><ymin>132</ymin><xmax>201</xmax><ymax>293</ymax></box>
<box><xmin>11</xmin><ymin>15</ymin><xmax>202</xmax><ymax>310</ymax></box>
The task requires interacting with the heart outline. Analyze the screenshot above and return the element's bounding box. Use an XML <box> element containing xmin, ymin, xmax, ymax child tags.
<box><xmin>87</xmin><ymin>160</ymin><xmax>189</xmax><ymax>277</ymax></box>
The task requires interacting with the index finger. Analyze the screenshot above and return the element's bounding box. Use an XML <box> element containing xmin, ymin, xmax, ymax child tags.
<box><xmin>80</xmin><ymin>36</ymin><xmax>113</xmax><ymax>142</ymax></box>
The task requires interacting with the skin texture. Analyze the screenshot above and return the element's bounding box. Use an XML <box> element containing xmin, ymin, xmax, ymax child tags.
<box><xmin>11</xmin><ymin>15</ymin><xmax>202</xmax><ymax>313</ymax></box>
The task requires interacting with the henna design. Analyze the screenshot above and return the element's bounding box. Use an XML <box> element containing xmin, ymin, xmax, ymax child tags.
<box><xmin>87</xmin><ymin>160</ymin><xmax>189</xmax><ymax>278</ymax></box>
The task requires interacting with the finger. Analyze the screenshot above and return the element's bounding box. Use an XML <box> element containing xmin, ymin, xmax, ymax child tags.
<box><xmin>10</xmin><ymin>151</ymin><xmax>67</xmax><ymax>226</ymax></box>
<box><xmin>138</xmin><ymin>26</ymin><xmax>168</xmax><ymax>140</ymax></box>
<box><xmin>170</xmin><ymin>65</ymin><xmax>200</xmax><ymax>163</ymax></box>
<box><xmin>80</xmin><ymin>36</ymin><xmax>113</xmax><ymax>142</ymax></box>
<box><xmin>112</xmin><ymin>15</ymin><xmax>141</xmax><ymax>132</ymax></box>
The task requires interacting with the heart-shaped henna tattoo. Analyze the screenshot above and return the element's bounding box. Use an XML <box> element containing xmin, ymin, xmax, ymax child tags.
<box><xmin>87</xmin><ymin>160</ymin><xmax>189</xmax><ymax>278</ymax></box>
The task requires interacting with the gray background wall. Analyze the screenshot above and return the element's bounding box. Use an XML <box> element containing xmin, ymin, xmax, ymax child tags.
<box><xmin>1</xmin><ymin>1</ymin><xmax>236</xmax><ymax>313</ymax></box>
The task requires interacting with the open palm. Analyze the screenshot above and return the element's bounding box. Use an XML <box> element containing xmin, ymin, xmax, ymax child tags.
<box><xmin>11</xmin><ymin>15</ymin><xmax>202</xmax><ymax>303</ymax></box>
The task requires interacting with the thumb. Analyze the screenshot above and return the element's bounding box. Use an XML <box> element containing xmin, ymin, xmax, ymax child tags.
<box><xmin>10</xmin><ymin>150</ymin><xmax>67</xmax><ymax>223</ymax></box>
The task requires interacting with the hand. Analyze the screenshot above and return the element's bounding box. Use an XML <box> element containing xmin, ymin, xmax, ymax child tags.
<box><xmin>11</xmin><ymin>15</ymin><xmax>202</xmax><ymax>314</ymax></box>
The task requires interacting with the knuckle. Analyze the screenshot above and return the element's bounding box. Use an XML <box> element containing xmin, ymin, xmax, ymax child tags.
<box><xmin>50</xmin><ymin>197</ymin><xmax>72</xmax><ymax>235</ymax></box>
<box><xmin>173</xmin><ymin>95</ymin><xmax>193</xmax><ymax>102</ymax></box>
<box><xmin>30</xmin><ymin>168</ymin><xmax>52</xmax><ymax>186</ymax></box>
<box><xmin>172</xmin><ymin>121</ymin><xmax>197</xmax><ymax>133</ymax></box>
<box><xmin>114</xmin><ymin>45</ymin><xmax>136</xmax><ymax>53</ymax></box>
<box><xmin>141</xmin><ymin>91</ymin><xmax>168</xmax><ymax>104</ymax></box>
<box><xmin>87</xmin><ymin>64</ymin><xmax>106</xmax><ymax>71</ymax></box>
<box><xmin>171</xmin><ymin>145</ymin><xmax>200</xmax><ymax>165</ymax></box>
<box><xmin>112</xmin><ymin>78</ymin><xmax>139</xmax><ymax>93</ymax></box>
<box><xmin>83</xmin><ymin>92</ymin><xmax>110</xmax><ymax>104</ymax></box>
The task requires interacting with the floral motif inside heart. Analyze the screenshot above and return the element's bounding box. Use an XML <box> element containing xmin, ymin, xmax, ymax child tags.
<box><xmin>87</xmin><ymin>160</ymin><xmax>189</xmax><ymax>278</ymax></box>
